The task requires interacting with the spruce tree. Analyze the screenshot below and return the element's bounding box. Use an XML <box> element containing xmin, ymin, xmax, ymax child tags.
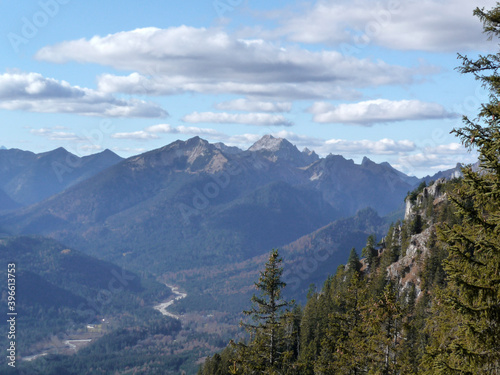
<box><xmin>347</xmin><ymin>247</ymin><xmax>361</xmax><ymax>274</ymax></box>
<box><xmin>426</xmin><ymin>4</ymin><xmax>500</xmax><ymax>373</ymax></box>
<box><xmin>236</xmin><ymin>249</ymin><xmax>294</xmax><ymax>374</ymax></box>
<box><xmin>362</xmin><ymin>282</ymin><xmax>404</xmax><ymax>375</ymax></box>
<box><xmin>362</xmin><ymin>235</ymin><xmax>378</xmax><ymax>271</ymax></box>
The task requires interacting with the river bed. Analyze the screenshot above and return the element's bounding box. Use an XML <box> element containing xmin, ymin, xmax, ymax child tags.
<box><xmin>153</xmin><ymin>284</ymin><xmax>187</xmax><ymax>320</ymax></box>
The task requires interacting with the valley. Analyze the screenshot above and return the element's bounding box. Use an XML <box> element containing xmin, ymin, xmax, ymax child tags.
<box><xmin>0</xmin><ymin>135</ymin><xmax>469</xmax><ymax>374</ymax></box>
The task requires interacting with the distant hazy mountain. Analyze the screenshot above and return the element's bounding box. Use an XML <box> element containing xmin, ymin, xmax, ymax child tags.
<box><xmin>304</xmin><ymin>154</ymin><xmax>413</xmax><ymax>215</ymax></box>
<box><xmin>423</xmin><ymin>161</ymin><xmax>481</xmax><ymax>183</ymax></box>
<box><xmin>0</xmin><ymin>235</ymin><xmax>144</xmax><ymax>301</ymax></box>
<box><xmin>0</xmin><ymin>136</ymin><xmax>418</xmax><ymax>276</ymax></box>
<box><xmin>0</xmin><ymin>148</ymin><xmax>122</xmax><ymax>206</ymax></box>
<box><xmin>377</xmin><ymin>160</ymin><xmax>421</xmax><ymax>186</ymax></box>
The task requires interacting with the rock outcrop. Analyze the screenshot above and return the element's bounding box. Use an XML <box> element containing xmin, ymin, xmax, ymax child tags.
<box><xmin>387</xmin><ymin>178</ymin><xmax>448</xmax><ymax>296</ymax></box>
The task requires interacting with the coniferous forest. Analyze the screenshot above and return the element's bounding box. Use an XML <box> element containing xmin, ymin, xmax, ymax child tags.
<box><xmin>199</xmin><ymin>5</ymin><xmax>500</xmax><ymax>374</ymax></box>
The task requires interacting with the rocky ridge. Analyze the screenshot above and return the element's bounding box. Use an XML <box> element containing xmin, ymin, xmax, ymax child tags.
<box><xmin>387</xmin><ymin>178</ymin><xmax>448</xmax><ymax>296</ymax></box>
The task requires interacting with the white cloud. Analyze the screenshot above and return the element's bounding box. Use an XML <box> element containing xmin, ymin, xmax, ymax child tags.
<box><xmin>35</xmin><ymin>26</ymin><xmax>420</xmax><ymax>100</ymax></box>
<box><xmin>394</xmin><ymin>153</ymin><xmax>459</xmax><ymax>175</ymax></box>
<box><xmin>111</xmin><ymin>124</ymin><xmax>227</xmax><ymax>142</ymax></box>
<box><xmin>79</xmin><ymin>144</ymin><xmax>103</xmax><ymax>152</ymax></box>
<box><xmin>29</xmin><ymin>127</ymin><xmax>106</xmax><ymax>153</ymax></box>
<box><xmin>321</xmin><ymin>138</ymin><xmax>416</xmax><ymax>155</ymax></box>
<box><xmin>271</xmin><ymin>130</ymin><xmax>325</xmax><ymax>148</ymax></box>
<box><xmin>145</xmin><ymin>124</ymin><xmax>222</xmax><ymax>136</ymax></box>
<box><xmin>394</xmin><ymin>142</ymin><xmax>478</xmax><ymax>175</ymax></box>
<box><xmin>98</xmin><ymin>74</ymin><xmax>362</xmax><ymax>101</ymax></box>
<box><xmin>112</xmin><ymin>147</ymin><xmax>147</xmax><ymax>154</ymax></box>
<box><xmin>217</xmin><ymin>133</ymin><xmax>264</xmax><ymax>146</ymax></box>
<box><xmin>215</xmin><ymin>99</ymin><xmax>292</xmax><ymax>112</ymax></box>
<box><xmin>309</xmin><ymin>99</ymin><xmax>457</xmax><ymax>125</ymax></box>
<box><xmin>0</xmin><ymin>72</ymin><xmax>167</xmax><ymax>118</ymax></box>
<box><xmin>182</xmin><ymin>112</ymin><xmax>293</xmax><ymax>126</ymax></box>
<box><xmin>270</xmin><ymin>0</ymin><xmax>497</xmax><ymax>52</ymax></box>
<box><xmin>30</xmin><ymin>128</ymin><xmax>83</xmax><ymax>141</ymax></box>
<box><xmin>111</xmin><ymin>131</ymin><xmax>160</xmax><ymax>140</ymax></box>
<box><xmin>425</xmin><ymin>143</ymin><xmax>467</xmax><ymax>154</ymax></box>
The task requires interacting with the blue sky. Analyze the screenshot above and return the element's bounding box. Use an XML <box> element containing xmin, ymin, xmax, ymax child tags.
<box><xmin>0</xmin><ymin>0</ymin><xmax>496</xmax><ymax>177</ymax></box>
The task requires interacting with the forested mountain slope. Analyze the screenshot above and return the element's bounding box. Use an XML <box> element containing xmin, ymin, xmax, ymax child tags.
<box><xmin>199</xmin><ymin>117</ymin><xmax>500</xmax><ymax>375</ymax></box>
<box><xmin>199</xmin><ymin>176</ymin><xmax>462</xmax><ymax>374</ymax></box>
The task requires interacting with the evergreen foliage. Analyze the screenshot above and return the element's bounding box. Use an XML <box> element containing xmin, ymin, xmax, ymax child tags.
<box><xmin>361</xmin><ymin>234</ymin><xmax>378</xmax><ymax>271</ymax></box>
<box><xmin>231</xmin><ymin>249</ymin><xmax>296</xmax><ymax>374</ymax></box>
<box><xmin>423</xmin><ymin>5</ymin><xmax>500</xmax><ymax>373</ymax></box>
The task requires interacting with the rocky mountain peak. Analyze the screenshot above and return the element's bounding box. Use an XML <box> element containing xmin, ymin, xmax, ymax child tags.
<box><xmin>248</xmin><ymin>135</ymin><xmax>287</xmax><ymax>152</ymax></box>
<box><xmin>99</xmin><ymin>149</ymin><xmax>119</xmax><ymax>157</ymax></box>
<box><xmin>185</xmin><ymin>135</ymin><xmax>208</xmax><ymax>147</ymax></box>
<box><xmin>302</xmin><ymin>148</ymin><xmax>319</xmax><ymax>164</ymax></box>
<box><xmin>38</xmin><ymin>146</ymin><xmax>69</xmax><ymax>156</ymax></box>
<box><xmin>157</xmin><ymin>136</ymin><xmax>210</xmax><ymax>155</ymax></box>
<box><xmin>146</xmin><ymin>136</ymin><xmax>228</xmax><ymax>173</ymax></box>
<box><xmin>184</xmin><ymin>137</ymin><xmax>211</xmax><ymax>162</ymax></box>
<box><xmin>302</xmin><ymin>147</ymin><xmax>317</xmax><ymax>157</ymax></box>
<box><xmin>249</xmin><ymin>135</ymin><xmax>317</xmax><ymax>167</ymax></box>
<box><xmin>36</xmin><ymin>147</ymin><xmax>73</xmax><ymax>163</ymax></box>
<box><xmin>361</xmin><ymin>156</ymin><xmax>374</xmax><ymax>166</ymax></box>
<box><xmin>81</xmin><ymin>149</ymin><xmax>123</xmax><ymax>167</ymax></box>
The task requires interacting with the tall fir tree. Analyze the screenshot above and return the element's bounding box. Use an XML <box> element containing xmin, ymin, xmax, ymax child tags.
<box><xmin>362</xmin><ymin>282</ymin><xmax>404</xmax><ymax>375</ymax></box>
<box><xmin>426</xmin><ymin>4</ymin><xmax>500</xmax><ymax>373</ymax></box>
<box><xmin>233</xmin><ymin>249</ymin><xmax>295</xmax><ymax>374</ymax></box>
<box><xmin>347</xmin><ymin>247</ymin><xmax>362</xmax><ymax>274</ymax></box>
<box><xmin>362</xmin><ymin>235</ymin><xmax>378</xmax><ymax>271</ymax></box>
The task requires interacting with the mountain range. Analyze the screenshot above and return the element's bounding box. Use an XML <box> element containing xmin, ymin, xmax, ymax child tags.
<box><xmin>0</xmin><ymin>147</ymin><xmax>122</xmax><ymax>207</ymax></box>
<box><xmin>0</xmin><ymin>135</ymin><xmax>431</xmax><ymax>274</ymax></box>
<box><xmin>0</xmin><ymin>135</ymin><xmax>473</xmax><ymax>372</ymax></box>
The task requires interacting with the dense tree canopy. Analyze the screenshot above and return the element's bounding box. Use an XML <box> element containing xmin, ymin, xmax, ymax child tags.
<box><xmin>424</xmin><ymin>5</ymin><xmax>500</xmax><ymax>373</ymax></box>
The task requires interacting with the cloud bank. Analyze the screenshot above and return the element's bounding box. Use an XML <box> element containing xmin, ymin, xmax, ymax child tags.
<box><xmin>270</xmin><ymin>0</ymin><xmax>496</xmax><ymax>52</ymax></box>
<box><xmin>0</xmin><ymin>72</ymin><xmax>167</xmax><ymax>118</ymax></box>
<box><xmin>309</xmin><ymin>99</ymin><xmax>457</xmax><ymax>125</ymax></box>
<box><xmin>182</xmin><ymin>112</ymin><xmax>293</xmax><ymax>126</ymax></box>
<box><xmin>35</xmin><ymin>26</ymin><xmax>421</xmax><ymax>100</ymax></box>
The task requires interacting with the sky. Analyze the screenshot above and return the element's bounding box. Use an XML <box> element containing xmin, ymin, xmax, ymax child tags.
<box><xmin>0</xmin><ymin>0</ymin><xmax>497</xmax><ymax>177</ymax></box>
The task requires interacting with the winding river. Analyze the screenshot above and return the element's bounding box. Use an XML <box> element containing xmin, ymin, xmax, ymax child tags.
<box><xmin>153</xmin><ymin>284</ymin><xmax>187</xmax><ymax>320</ymax></box>
<box><xmin>22</xmin><ymin>285</ymin><xmax>186</xmax><ymax>362</ymax></box>
<box><xmin>22</xmin><ymin>339</ymin><xmax>93</xmax><ymax>362</ymax></box>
